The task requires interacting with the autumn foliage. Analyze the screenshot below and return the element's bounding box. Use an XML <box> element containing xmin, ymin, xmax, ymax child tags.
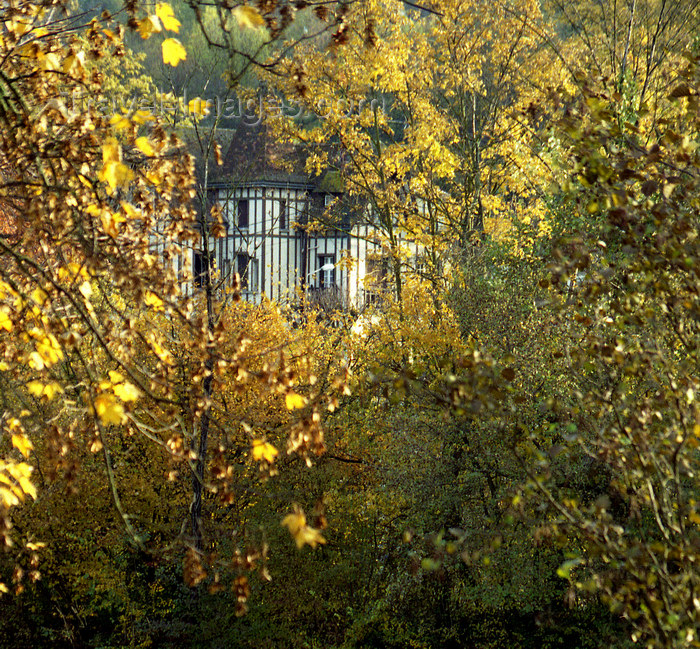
<box><xmin>0</xmin><ymin>0</ymin><xmax>699</xmax><ymax>648</ymax></box>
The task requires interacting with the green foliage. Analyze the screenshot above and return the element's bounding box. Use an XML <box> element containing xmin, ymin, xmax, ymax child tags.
<box><xmin>522</xmin><ymin>59</ymin><xmax>700</xmax><ymax>648</ymax></box>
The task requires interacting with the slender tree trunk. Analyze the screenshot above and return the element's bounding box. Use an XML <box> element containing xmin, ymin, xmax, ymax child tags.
<box><xmin>190</xmin><ymin>366</ymin><xmax>213</xmax><ymax>552</ymax></box>
<box><xmin>190</xmin><ymin>141</ymin><xmax>217</xmax><ymax>553</ymax></box>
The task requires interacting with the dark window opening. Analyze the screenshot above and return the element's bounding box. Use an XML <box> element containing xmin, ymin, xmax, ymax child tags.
<box><xmin>279</xmin><ymin>199</ymin><xmax>287</xmax><ymax>230</ymax></box>
<box><xmin>237</xmin><ymin>253</ymin><xmax>249</xmax><ymax>290</ymax></box>
<box><xmin>236</xmin><ymin>254</ymin><xmax>258</xmax><ymax>293</ymax></box>
<box><xmin>193</xmin><ymin>250</ymin><xmax>205</xmax><ymax>287</ymax></box>
<box><xmin>237</xmin><ymin>199</ymin><xmax>249</xmax><ymax>229</ymax></box>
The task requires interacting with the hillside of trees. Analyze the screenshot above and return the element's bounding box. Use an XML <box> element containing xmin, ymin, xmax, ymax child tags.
<box><xmin>0</xmin><ymin>1</ymin><xmax>699</xmax><ymax>648</ymax></box>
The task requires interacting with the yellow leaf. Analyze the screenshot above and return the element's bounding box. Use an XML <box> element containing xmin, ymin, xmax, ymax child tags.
<box><xmin>99</xmin><ymin>161</ymin><xmax>134</xmax><ymax>192</ymax></box>
<box><xmin>135</xmin><ymin>136</ymin><xmax>155</xmax><ymax>157</ymax></box>
<box><xmin>62</xmin><ymin>51</ymin><xmax>85</xmax><ymax>75</ymax></box>
<box><xmin>79</xmin><ymin>280</ymin><xmax>92</xmax><ymax>299</ymax></box>
<box><xmin>11</xmin><ymin>434</ymin><xmax>33</xmax><ymax>458</ymax></box>
<box><xmin>102</xmin><ymin>28</ymin><xmax>118</xmax><ymax>43</ymax></box>
<box><xmin>285</xmin><ymin>391</ymin><xmax>307</xmax><ymax>410</ymax></box>
<box><xmin>282</xmin><ymin>510</ymin><xmax>305</xmax><ymax>536</ymax></box>
<box><xmin>57</xmin><ymin>262</ymin><xmax>88</xmax><ymax>281</ymax></box>
<box><xmin>132</xmin><ymin>109</ymin><xmax>155</xmax><ymax>125</ymax></box>
<box><xmin>152</xmin><ymin>340</ymin><xmax>174</xmax><ymax>365</ymax></box>
<box><xmin>113</xmin><ymin>382</ymin><xmax>141</xmax><ymax>402</ymax></box>
<box><xmin>94</xmin><ymin>394</ymin><xmax>125</xmax><ymax>426</ymax></box>
<box><xmin>162</xmin><ymin>38</ymin><xmax>186</xmax><ymax>67</ymax></box>
<box><xmin>120</xmin><ymin>201</ymin><xmax>142</xmax><ymax>219</ymax></box>
<box><xmin>41</xmin><ymin>52</ymin><xmax>60</xmax><ymax>71</ymax></box>
<box><xmin>233</xmin><ymin>5</ymin><xmax>265</xmax><ymax>29</ymax></box>
<box><xmin>108</xmin><ymin>370</ymin><xmax>124</xmax><ymax>384</ymax></box>
<box><xmin>99</xmin><ymin>137</ymin><xmax>133</xmax><ymax>191</ymax></box>
<box><xmin>109</xmin><ymin>113</ymin><xmax>132</xmax><ymax>130</ymax></box>
<box><xmin>102</xmin><ymin>136</ymin><xmax>121</xmax><ymax>164</ymax></box>
<box><xmin>251</xmin><ymin>439</ymin><xmax>278</xmax><ymax>463</ymax></box>
<box><xmin>0</xmin><ymin>486</ymin><xmax>19</xmax><ymax>508</ymax></box>
<box><xmin>146</xmin><ymin>170</ymin><xmax>163</xmax><ymax>186</ymax></box>
<box><xmin>137</xmin><ymin>15</ymin><xmax>162</xmax><ymax>39</ymax></box>
<box><xmin>31</xmin><ymin>331</ymin><xmax>63</xmax><ymax>368</ymax></box>
<box><xmin>144</xmin><ymin>291</ymin><xmax>164</xmax><ymax>310</ymax></box>
<box><xmin>18</xmin><ymin>472</ymin><xmax>37</xmax><ymax>500</ymax></box>
<box><xmin>187</xmin><ymin>98</ymin><xmax>209</xmax><ymax>116</ymax></box>
<box><xmin>0</xmin><ymin>308</ymin><xmax>12</xmax><ymax>332</ymax></box>
<box><xmin>7</xmin><ymin>20</ymin><xmax>30</xmax><ymax>37</ymax></box>
<box><xmin>31</xmin><ymin>287</ymin><xmax>47</xmax><ymax>305</ymax></box>
<box><xmin>155</xmin><ymin>3</ymin><xmax>181</xmax><ymax>32</ymax></box>
<box><xmin>282</xmin><ymin>507</ymin><xmax>306</xmax><ymax>536</ymax></box>
<box><xmin>26</xmin><ymin>381</ymin><xmax>63</xmax><ymax>400</ymax></box>
<box><xmin>28</xmin><ymin>351</ymin><xmax>45</xmax><ymax>371</ymax></box>
<box><xmin>281</xmin><ymin>507</ymin><xmax>326</xmax><ymax>549</ymax></box>
<box><xmin>100</xmin><ymin>208</ymin><xmax>126</xmax><ymax>236</ymax></box>
<box><xmin>294</xmin><ymin>525</ymin><xmax>326</xmax><ymax>549</ymax></box>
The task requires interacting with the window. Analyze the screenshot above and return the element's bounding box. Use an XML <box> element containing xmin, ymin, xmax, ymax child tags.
<box><xmin>279</xmin><ymin>199</ymin><xmax>287</xmax><ymax>230</ymax></box>
<box><xmin>193</xmin><ymin>250</ymin><xmax>205</xmax><ymax>287</ymax></box>
<box><xmin>318</xmin><ymin>254</ymin><xmax>336</xmax><ymax>289</ymax></box>
<box><xmin>415</xmin><ymin>255</ymin><xmax>426</xmax><ymax>278</ymax></box>
<box><xmin>236</xmin><ymin>253</ymin><xmax>258</xmax><ymax>293</ymax></box>
<box><xmin>237</xmin><ymin>199</ymin><xmax>249</xmax><ymax>229</ymax></box>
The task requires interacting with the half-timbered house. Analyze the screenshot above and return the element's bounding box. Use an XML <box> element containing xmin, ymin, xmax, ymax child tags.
<box><xmin>200</xmin><ymin>124</ymin><xmax>386</xmax><ymax>308</ymax></box>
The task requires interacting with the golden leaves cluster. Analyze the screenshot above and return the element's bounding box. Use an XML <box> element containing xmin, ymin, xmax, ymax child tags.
<box><xmin>267</xmin><ymin>0</ymin><xmax>559</xmax><ymax>272</ymax></box>
<box><xmin>134</xmin><ymin>3</ymin><xmax>186</xmax><ymax>67</ymax></box>
<box><xmin>0</xmin><ymin>0</ymin><xmax>199</xmax><ymax>555</ymax></box>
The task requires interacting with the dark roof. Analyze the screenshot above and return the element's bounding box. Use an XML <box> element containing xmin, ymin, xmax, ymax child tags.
<box><xmin>210</xmin><ymin>122</ymin><xmax>310</xmax><ymax>188</ymax></box>
<box><xmin>180</xmin><ymin>122</ymin><xmax>362</xmax><ymax>229</ymax></box>
<box><xmin>180</xmin><ymin>121</ymin><xmax>347</xmax><ymax>194</ymax></box>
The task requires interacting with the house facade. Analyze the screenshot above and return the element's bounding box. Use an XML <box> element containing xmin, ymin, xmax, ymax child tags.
<box><xmin>200</xmin><ymin>125</ymin><xmax>390</xmax><ymax>308</ymax></box>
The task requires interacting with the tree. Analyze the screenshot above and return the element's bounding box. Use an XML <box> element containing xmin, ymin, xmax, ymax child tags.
<box><xmin>519</xmin><ymin>52</ymin><xmax>700</xmax><ymax>649</ymax></box>
<box><xmin>0</xmin><ymin>0</ymin><xmax>341</xmax><ymax>608</ymax></box>
<box><xmin>0</xmin><ymin>0</ymin><xmax>196</xmax><ymax>561</ymax></box>
<box><xmin>263</xmin><ymin>0</ymin><xmax>560</xmax><ymax>314</ymax></box>
<box><xmin>543</xmin><ymin>0</ymin><xmax>700</xmax><ymax>107</ymax></box>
